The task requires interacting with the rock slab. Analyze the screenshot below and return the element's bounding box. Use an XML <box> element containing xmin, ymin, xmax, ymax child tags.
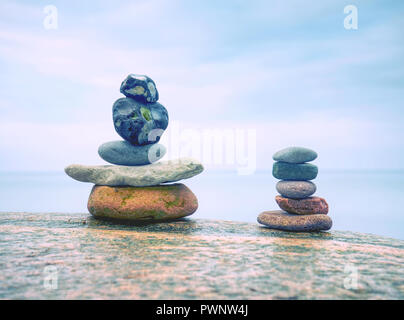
<box><xmin>64</xmin><ymin>158</ymin><xmax>204</xmax><ymax>187</ymax></box>
<box><xmin>275</xmin><ymin>195</ymin><xmax>329</xmax><ymax>215</ymax></box>
<box><xmin>98</xmin><ymin>140</ymin><xmax>166</xmax><ymax>166</ymax></box>
<box><xmin>257</xmin><ymin>210</ymin><xmax>332</xmax><ymax>231</ymax></box>
<box><xmin>1</xmin><ymin>212</ymin><xmax>403</xmax><ymax>299</ymax></box>
<box><xmin>88</xmin><ymin>184</ymin><xmax>198</xmax><ymax>221</ymax></box>
<box><xmin>273</xmin><ymin>146</ymin><xmax>317</xmax><ymax>164</ymax></box>
<box><xmin>273</xmin><ymin>162</ymin><xmax>318</xmax><ymax>181</ymax></box>
<box><xmin>276</xmin><ymin>180</ymin><xmax>316</xmax><ymax>199</ymax></box>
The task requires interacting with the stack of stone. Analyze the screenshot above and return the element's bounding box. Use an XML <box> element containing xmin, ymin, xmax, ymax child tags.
<box><xmin>65</xmin><ymin>74</ymin><xmax>203</xmax><ymax>222</ymax></box>
<box><xmin>258</xmin><ymin>147</ymin><xmax>332</xmax><ymax>232</ymax></box>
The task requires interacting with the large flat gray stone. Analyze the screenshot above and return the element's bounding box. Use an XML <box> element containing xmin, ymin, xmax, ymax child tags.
<box><xmin>65</xmin><ymin>158</ymin><xmax>203</xmax><ymax>187</ymax></box>
<box><xmin>0</xmin><ymin>212</ymin><xmax>403</xmax><ymax>299</ymax></box>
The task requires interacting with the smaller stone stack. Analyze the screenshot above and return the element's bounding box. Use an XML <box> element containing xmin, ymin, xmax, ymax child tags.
<box><xmin>258</xmin><ymin>147</ymin><xmax>332</xmax><ymax>232</ymax></box>
<box><xmin>65</xmin><ymin>74</ymin><xmax>203</xmax><ymax>223</ymax></box>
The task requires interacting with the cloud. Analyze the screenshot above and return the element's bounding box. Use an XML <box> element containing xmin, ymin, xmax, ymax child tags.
<box><xmin>1</xmin><ymin>112</ymin><xmax>402</xmax><ymax>171</ymax></box>
<box><xmin>0</xmin><ymin>1</ymin><xmax>41</xmax><ymax>24</ymax></box>
<box><xmin>0</xmin><ymin>0</ymin><xmax>403</xmax><ymax>171</ymax></box>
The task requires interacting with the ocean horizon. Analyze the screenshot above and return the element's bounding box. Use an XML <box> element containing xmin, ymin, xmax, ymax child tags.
<box><xmin>1</xmin><ymin>169</ymin><xmax>403</xmax><ymax>240</ymax></box>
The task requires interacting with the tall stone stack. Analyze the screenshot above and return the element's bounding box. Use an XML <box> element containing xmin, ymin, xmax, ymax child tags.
<box><xmin>258</xmin><ymin>147</ymin><xmax>332</xmax><ymax>232</ymax></box>
<box><xmin>65</xmin><ymin>74</ymin><xmax>203</xmax><ymax>222</ymax></box>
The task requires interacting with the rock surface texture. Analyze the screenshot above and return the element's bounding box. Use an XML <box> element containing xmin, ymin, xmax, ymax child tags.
<box><xmin>1</xmin><ymin>212</ymin><xmax>403</xmax><ymax>299</ymax></box>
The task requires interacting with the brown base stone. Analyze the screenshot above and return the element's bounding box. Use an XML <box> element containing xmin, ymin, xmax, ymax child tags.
<box><xmin>275</xmin><ymin>195</ymin><xmax>329</xmax><ymax>215</ymax></box>
<box><xmin>87</xmin><ymin>183</ymin><xmax>198</xmax><ymax>221</ymax></box>
<box><xmin>258</xmin><ymin>210</ymin><xmax>332</xmax><ymax>232</ymax></box>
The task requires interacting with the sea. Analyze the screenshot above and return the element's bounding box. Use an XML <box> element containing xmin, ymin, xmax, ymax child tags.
<box><xmin>1</xmin><ymin>170</ymin><xmax>403</xmax><ymax>240</ymax></box>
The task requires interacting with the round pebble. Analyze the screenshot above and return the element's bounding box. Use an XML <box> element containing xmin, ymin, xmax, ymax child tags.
<box><xmin>273</xmin><ymin>162</ymin><xmax>318</xmax><ymax>181</ymax></box>
<box><xmin>275</xmin><ymin>195</ymin><xmax>329</xmax><ymax>215</ymax></box>
<box><xmin>273</xmin><ymin>146</ymin><xmax>317</xmax><ymax>164</ymax></box>
<box><xmin>88</xmin><ymin>184</ymin><xmax>198</xmax><ymax>221</ymax></box>
<box><xmin>120</xmin><ymin>74</ymin><xmax>159</xmax><ymax>103</ymax></box>
<box><xmin>276</xmin><ymin>181</ymin><xmax>316</xmax><ymax>199</ymax></box>
<box><xmin>113</xmin><ymin>97</ymin><xmax>168</xmax><ymax>146</ymax></box>
<box><xmin>98</xmin><ymin>140</ymin><xmax>166</xmax><ymax>166</ymax></box>
<box><xmin>257</xmin><ymin>210</ymin><xmax>332</xmax><ymax>232</ymax></box>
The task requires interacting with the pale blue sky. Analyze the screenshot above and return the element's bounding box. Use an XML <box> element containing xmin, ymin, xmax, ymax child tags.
<box><xmin>0</xmin><ymin>0</ymin><xmax>403</xmax><ymax>171</ymax></box>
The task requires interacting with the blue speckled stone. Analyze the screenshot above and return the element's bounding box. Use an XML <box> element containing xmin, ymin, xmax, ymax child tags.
<box><xmin>273</xmin><ymin>147</ymin><xmax>317</xmax><ymax>164</ymax></box>
<box><xmin>273</xmin><ymin>162</ymin><xmax>318</xmax><ymax>181</ymax></box>
<box><xmin>98</xmin><ymin>140</ymin><xmax>166</xmax><ymax>166</ymax></box>
<box><xmin>120</xmin><ymin>74</ymin><xmax>159</xmax><ymax>103</ymax></box>
<box><xmin>113</xmin><ymin>97</ymin><xmax>168</xmax><ymax>146</ymax></box>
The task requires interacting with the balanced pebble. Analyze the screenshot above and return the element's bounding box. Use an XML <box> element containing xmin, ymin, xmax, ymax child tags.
<box><xmin>65</xmin><ymin>158</ymin><xmax>204</xmax><ymax>187</ymax></box>
<box><xmin>273</xmin><ymin>146</ymin><xmax>317</xmax><ymax>164</ymax></box>
<box><xmin>273</xmin><ymin>162</ymin><xmax>318</xmax><ymax>181</ymax></box>
<box><xmin>113</xmin><ymin>97</ymin><xmax>168</xmax><ymax>146</ymax></box>
<box><xmin>120</xmin><ymin>74</ymin><xmax>159</xmax><ymax>103</ymax></box>
<box><xmin>276</xmin><ymin>180</ymin><xmax>316</xmax><ymax>199</ymax></box>
<box><xmin>257</xmin><ymin>210</ymin><xmax>332</xmax><ymax>232</ymax></box>
<box><xmin>98</xmin><ymin>140</ymin><xmax>166</xmax><ymax>166</ymax></box>
<box><xmin>88</xmin><ymin>184</ymin><xmax>197</xmax><ymax>221</ymax></box>
<box><xmin>275</xmin><ymin>195</ymin><xmax>329</xmax><ymax>215</ymax></box>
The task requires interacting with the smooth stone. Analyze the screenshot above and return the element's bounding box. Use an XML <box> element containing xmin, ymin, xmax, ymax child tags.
<box><xmin>275</xmin><ymin>195</ymin><xmax>329</xmax><ymax>215</ymax></box>
<box><xmin>257</xmin><ymin>210</ymin><xmax>332</xmax><ymax>232</ymax></box>
<box><xmin>88</xmin><ymin>184</ymin><xmax>198</xmax><ymax>221</ymax></box>
<box><xmin>273</xmin><ymin>147</ymin><xmax>317</xmax><ymax>164</ymax></box>
<box><xmin>120</xmin><ymin>74</ymin><xmax>159</xmax><ymax>103</ymax></box>
<box><xmin>98</xmin><ymin>140</ymin><xmax>166</xmax><ymax>166</ymax></box>
<box><xmin>65</xmin><ymin>158</ymin><xmax>204</xmax><ymax>187</ymax></box>
<box><xmin>276</xmin><ymin>181</ymin><xmax>316</xmax><ymax>199</ymax></box>
<box><xmin>273</xmin><ymin>162</ymin><xmax>318</xmax><ymax>180</ymax></box>
<box><xmin>113</xmin><ymin>97</ymin><xmax>168</xmax><ymax>146</ymax></box>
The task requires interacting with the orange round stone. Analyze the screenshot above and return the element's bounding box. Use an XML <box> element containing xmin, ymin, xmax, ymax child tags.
<box><xmin>87</xmin><ymin>183</ymin><xmax>198</xmax><ymax>221</ymax></box>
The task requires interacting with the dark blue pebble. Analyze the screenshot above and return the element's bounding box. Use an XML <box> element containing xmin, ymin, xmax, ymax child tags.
<box><xmin>113</xmin><ymin>97</ymin><xmax>168</xmax><ymax>146</ymax></box>
<box><xmin>120</xmin><ymin>74</ymin><xmax>159</xmax><ymax>103</ymax></box>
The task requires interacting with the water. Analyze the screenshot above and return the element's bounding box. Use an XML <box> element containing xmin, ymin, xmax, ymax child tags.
<box><xmin>1</xmin><ymin>170</ymin><xmax>403</xmax><ymax>240</ymax></box>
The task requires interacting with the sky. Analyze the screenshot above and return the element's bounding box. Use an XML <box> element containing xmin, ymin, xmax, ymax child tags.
<box><xmin>0</xmin><ymin>0</ymin><xmax>403</xmax><ymax>172</ymax></box>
